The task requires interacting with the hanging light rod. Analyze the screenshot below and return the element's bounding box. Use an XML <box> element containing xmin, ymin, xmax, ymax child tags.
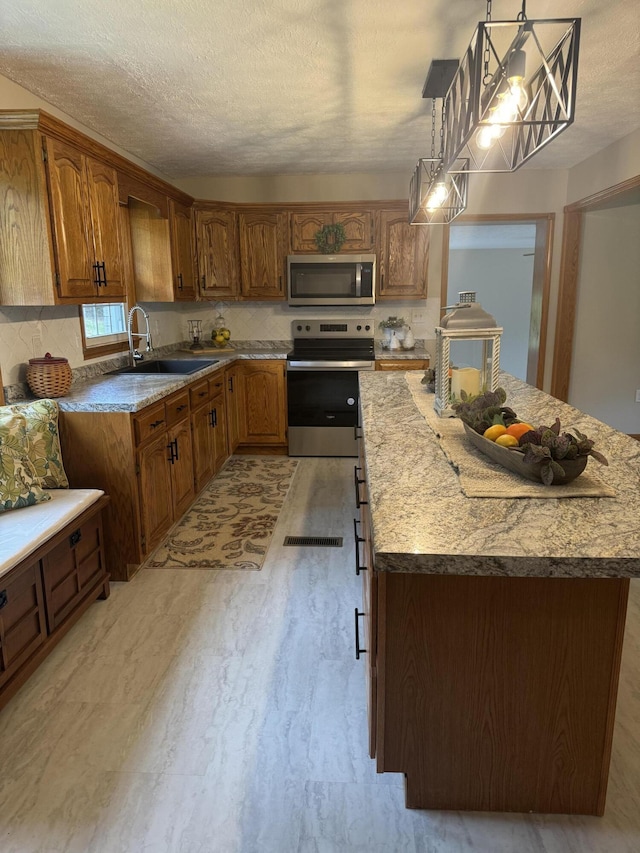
<box><xmin>421</xmin><ymin>59</ymin><xmax>459</xmax><ymax>100</ymax></box>
<box><xmin>442</xmin><ymin>1</ymin><xmax>581</xmax><ymax>174</ymax></box>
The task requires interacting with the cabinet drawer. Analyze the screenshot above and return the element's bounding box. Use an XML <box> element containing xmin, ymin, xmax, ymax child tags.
<box><xmin>208</xmin><ymin>374</ymin><xmax>225</xmax><ymax>396</ymax></box>
<box><xmin>189</xmin><ymin>379</ymin><xmax>211</xmax><ymax>408</ymax></box>
<box><xmin>42</xmin><ymin>513</ymin><xmax>106</xmax><ymax>631</ymax></box>
<box><xmin>0</xmin><ymin>560</ymin><xmax>47</xmax><ymax>688</ymax></box>
<box><xmin>133</xmin><ymin>402</ymin><xmax>167</xmax><ymax>445</ymax></box>
<box><xmin>165</xmin><ymin>390</ymin><xmax>190</xmax><ymax>426</ymax></box>
<box><xmin>376</xmin><ymin>359</ymin><xmax>430</xmax><ymax>371</ymax></box>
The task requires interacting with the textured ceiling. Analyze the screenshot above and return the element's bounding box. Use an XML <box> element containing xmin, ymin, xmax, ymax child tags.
<box><xmin>1</xmin><ymin>0</ymin><xmax>639</xmax><ymax>178</ymax></box>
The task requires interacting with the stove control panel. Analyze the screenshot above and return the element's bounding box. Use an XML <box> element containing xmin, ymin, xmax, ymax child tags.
<box><xmin>292</xmin><ymin>319</ymin><xmax>372</xmax><ymax>339</ymax></box>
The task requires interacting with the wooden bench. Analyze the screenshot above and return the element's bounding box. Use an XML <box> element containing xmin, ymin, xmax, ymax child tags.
<box><xmin>0</xmin><ymin>373</ymin><xmax>110</xmax><ymax>711</ymax></box>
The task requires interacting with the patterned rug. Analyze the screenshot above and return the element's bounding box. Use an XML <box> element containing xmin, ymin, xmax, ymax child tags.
<box><xmin>144</xmin><ymin>456</ymin><xmax>299</xmax><ymax>570</ymax></box>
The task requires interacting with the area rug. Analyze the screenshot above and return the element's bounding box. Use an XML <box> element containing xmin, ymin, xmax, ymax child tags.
<box><xmin>143</xmin><ymin>456</ymin><xmax>299</xmax><ymax>570</ymax></box>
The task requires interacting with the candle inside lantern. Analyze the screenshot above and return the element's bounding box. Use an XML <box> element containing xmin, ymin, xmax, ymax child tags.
<box><xmin>450</xmin><ymin>366</ymin><xmax>481</xmax><ymax>399</ymax></box>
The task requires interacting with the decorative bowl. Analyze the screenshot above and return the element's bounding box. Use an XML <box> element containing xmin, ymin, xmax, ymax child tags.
<box><xmin>462</xmin><ymin>422</ymin><xmax>588</xmax><ymax>485</ymax></box>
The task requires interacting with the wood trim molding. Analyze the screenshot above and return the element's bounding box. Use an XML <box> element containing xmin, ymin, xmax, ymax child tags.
<box><xmin>551</xmin><ymin>174</ymin><xmax>640</xmax><ymax>401</ymax></box>
<box><xmin>193</xmin><ymin>199</ymin><xmax>409</xmax><ymax>213</ymax></box>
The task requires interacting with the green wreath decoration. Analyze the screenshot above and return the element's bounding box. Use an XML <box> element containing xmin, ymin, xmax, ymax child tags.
<box><xmin>314</xmin><ymin>223</ymin><xmax>346</xmax><ymax>254</ymax></box>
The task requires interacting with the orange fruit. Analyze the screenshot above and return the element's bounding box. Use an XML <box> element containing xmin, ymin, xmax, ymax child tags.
<box><xmin>495</xmin><ymin>434</ymin><xmax>519</xmax><ymax>448</ymax></box>
<box><xmin>483</xmin><ymin>424</ymin><xmax>507</xmax><ymax>442</ymax></box>
<box><xmin>505</xmin><ymin>422</ymin><xmax>534</xmax><ymax>440</ymax></box>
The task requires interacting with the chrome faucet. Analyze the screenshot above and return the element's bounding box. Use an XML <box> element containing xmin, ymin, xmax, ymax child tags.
<box><xmin>128</xmin><ymin>305</ymin><xmax>154</xmax><ymax>365</ymax></box>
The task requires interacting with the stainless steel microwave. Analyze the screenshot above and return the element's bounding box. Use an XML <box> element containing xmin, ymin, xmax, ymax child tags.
<box><xmin>287</xmin><ymin>254</ymin><xmax>376</xmax><ymax>306</ymax></box>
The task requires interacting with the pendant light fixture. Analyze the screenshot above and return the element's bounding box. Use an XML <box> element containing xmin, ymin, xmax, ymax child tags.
<box><xmin>442</xmin><ymin>0</ymin><xmax>581</xmax><ymax>173</ymax></box>
<box><xmin>409</xmin><ymin>61</ymin><xmax>469</xmax><ymax>225</ymax></box>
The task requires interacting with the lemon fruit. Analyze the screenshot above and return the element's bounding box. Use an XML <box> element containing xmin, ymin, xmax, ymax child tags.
<box><xmin>495</xmin><ymin>434</ymin><xmax>519</xmax><ymax>448</ymax></box>
<box><xmin>483</xmin><ymin>424</ymin><xmax>507</xmax><ymax>442</ymax></box>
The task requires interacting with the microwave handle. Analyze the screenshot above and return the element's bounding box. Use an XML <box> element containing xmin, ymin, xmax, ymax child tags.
<box><xmin>355</xmin><ymin>263</ymin><xmax>361</xmax><ymax>298</ymax></box>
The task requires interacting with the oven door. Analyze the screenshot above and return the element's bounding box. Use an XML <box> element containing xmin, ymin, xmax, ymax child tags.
<box><xmin>287</xmin><ymin>369</ymin><xmax>360</xmax><ymax>457</ymax></box>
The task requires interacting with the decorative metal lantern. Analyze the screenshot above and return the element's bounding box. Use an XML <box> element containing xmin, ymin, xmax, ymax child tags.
<box><xmin>434</xmin><ymin>292</ymin><xmax>503</xmax><ymax>417</ymax></box>
<box><xmin>188</xmin><ymin>319</ymin><xmax>203</xmax><ymax>350</ymax></box>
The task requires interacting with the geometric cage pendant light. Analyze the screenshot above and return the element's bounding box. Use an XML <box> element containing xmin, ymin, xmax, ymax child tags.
<box><xmin>442</xmin><ymin>2</ymin><xmax>581</xmax><ymax>173</ymax></box>
<box><xmin>409</xmin><ymin>61</ymin><xmax>470</xmax><ymax>225</ymax></box>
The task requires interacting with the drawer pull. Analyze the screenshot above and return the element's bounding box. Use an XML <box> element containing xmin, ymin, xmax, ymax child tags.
<box><xmin>354</xmin><ymin>608</ymin><xmax>367</xmax><ymax>660</ymax></box>
<box><xmin>69</xmin><ymin>529</ymin><xmax>82</xmax><ymax>547</ymax></box>
<box><xmin>150</xmin><ymin>419</ymin><xmax>164</xmax><ymax>429</ymax></box>
<box><xmin>0</xmin><ymin>590</ymin><xmax>8</xmax><ymax>610</ymax></box>
<box><xmin>209</xmin><ymin>408</ymin><xmax>217</xmax><ymax>428</ymax></box>
<box><xmin>167</xmin><ymin>439</ymin><xmax>178</xmax><ymax>464</ymax></box>
<box><xmin>176</xmin><ymin>404</ymin><xmax>188</xmax><ymax>412</ymax></box>
<box><xmin>177</xmin><ymin>272</ymin><xmax>184</xmax><ymax>291</ymax></box>
<box><xmin>198</xmin><ymin>390</ymin><xmax>207</xmax><ymax>397</ymax></box>
<box><xmin>353</xmin><ymin>518</ymin><xmax>367</xmax><ymax>576</ymax></box>
<box><xmin>354</xmin><ymin>465</ymin><xmax>367</xmax><ymax>509</ymax></box>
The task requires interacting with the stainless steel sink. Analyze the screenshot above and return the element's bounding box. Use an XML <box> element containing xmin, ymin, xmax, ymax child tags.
<box><xmin>108</xmin><ymin>358</ymin><xmax>219</xmax><ymax>376</ymax></box>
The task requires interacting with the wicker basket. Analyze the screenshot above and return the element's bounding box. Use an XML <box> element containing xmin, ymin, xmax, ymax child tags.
<box><xmin>26</xmin><ymin>353</ymin><xmax>73</xmax><ymax>399</ymax></box>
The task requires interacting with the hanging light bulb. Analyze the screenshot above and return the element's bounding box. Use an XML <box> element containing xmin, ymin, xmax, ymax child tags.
<box><xmin>506</xmin><ymin>48</ymin><xmax>528</xmax><ymax>114</ymax></box>
<box><xmin>426</xmin><ymin>181</ymin><xmax>448</xmax><ymax>211</ymax></box>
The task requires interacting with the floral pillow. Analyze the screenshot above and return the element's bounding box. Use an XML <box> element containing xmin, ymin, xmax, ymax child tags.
<box><xmin>6</xmin><ymin>399</ymin><xmax>69</xmax><ymax>488</ymax></box>
<box><xmin>0</xmin><ymin>410</ymin><xmax>52</xmax><ymax>512</ymax></box>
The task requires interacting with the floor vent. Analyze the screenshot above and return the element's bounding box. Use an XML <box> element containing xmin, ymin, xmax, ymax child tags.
<box><xmin>283</xmin><ymin>536</ymin><xmax>343</xmax><ymax>548</ymax></box>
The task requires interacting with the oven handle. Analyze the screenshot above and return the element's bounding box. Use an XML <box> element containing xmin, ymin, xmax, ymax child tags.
<box><xmin>287</xmin><ymin>360</ymin><xmax>375</xmax><ymax>371</ymax></box>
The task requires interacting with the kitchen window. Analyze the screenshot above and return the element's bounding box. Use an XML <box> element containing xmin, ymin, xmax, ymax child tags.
<box><xmin>79</xmin><ymin>302</ymin><xmax>129</xmax><ymax>358</ymax></box>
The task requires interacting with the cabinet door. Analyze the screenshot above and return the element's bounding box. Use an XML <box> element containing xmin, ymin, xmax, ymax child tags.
<box><xmin>334</xmin><ymin>211</ymin><xmax>374</xmax><ymax>251</ymax></box>
<box><xmin>225</xmin><ymin>364</ymin><xmax>241</xmax><ymax>453</ymax></box>
<box><xmin>290</xmin><ymin>212</ymin><xmax>331</xmax><ymax>252</ymax></box>
<box><xmin>239</xmin><ymin>361</ymin><xmax>286</xmax><ymax>444</ymax></box>
<box><xmin>191</xmin><ymin>401</ymin><xmax>215</xmax><ymax>494</ymax></box>
<box><xmin>378</xmin><ymin>210</ymin><xmax>429</xmax><ymax>300</ymax></box>
<box><xmin>238</xmin><ymin>211</ymin><xmax>287</xmax><ymax>300</ymax></box>
<box><xmin>211</xmin><ymin>391</ymin><xmax>228</xmax><ymax>473</ymax></box>
<box><xmin>137</xmin><ymin>432</ymin><xmax>174</xmax><ymax>554</ymax></box>
<box><xmin>196</xmin><ymin>209</ymin><xmax>238</xmax><ymax>299</ymax></box>
<box><xmin>168</xmin><ymin>418</ymin><xmax>195</xmax><ymax>518</ymax></box>
<box><xmin>169</xmin><ymin>199</ymin><xmax>197</xmax><ymax>301</ymax></box>
<box><xmin>44</xmin><ymin>137</ymin><xmax>96</xmax><ymax>299</ymax></box>
<box><xmin>85</xmin><ymin>156</ymin><xmax>126</xmax><ymax>298</ymax></box>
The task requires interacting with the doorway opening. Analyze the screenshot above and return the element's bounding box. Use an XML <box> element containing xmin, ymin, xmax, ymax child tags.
<box><xmin>441</xmin><ymin>214</ymin><xmax>554</xmax><ymax>388</ymax></box>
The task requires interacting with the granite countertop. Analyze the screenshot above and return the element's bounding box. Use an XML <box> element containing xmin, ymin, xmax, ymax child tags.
<box><xmin>56</xmin><ymin>348</ymin><xmax>290</xmax><ymax>413</ymax></box>
<box><xmin>48</xmin><ymin>342</ymin><xmax>431</xmax><ymax>413</ymax></box>
<box><xmin>358</xmin><ymin>371</ymin><xmax>640</xmax><ymax>579</ymax></box>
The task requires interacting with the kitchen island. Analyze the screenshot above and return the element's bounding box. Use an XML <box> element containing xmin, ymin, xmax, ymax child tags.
<box><xmin>356</xmin><ymin>371</ymin><xmax>640</xmax><ymax>814</ymax></box>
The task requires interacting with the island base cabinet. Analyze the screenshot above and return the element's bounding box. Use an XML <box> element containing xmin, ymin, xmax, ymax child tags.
<box><xmin>375</xmin><ymin>572</ymin><xmax>629</xmax><ymax>815</ymax></box>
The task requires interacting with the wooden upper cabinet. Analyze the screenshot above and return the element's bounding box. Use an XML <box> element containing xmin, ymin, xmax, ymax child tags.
<box><xmin>45</xmin><ymin>137</ymin><xmax>125</xmax><ymax>301</ymax></box>
<box><xmin>238</xmin><ymin>211</ymin><xmax>287</xmax><ymax>300</ymax></box>
<box><xmin>195</xmin><ymin>209</ymin><xmax>238</xmax><ymax>299</ymax></box>
<box><xmin>290</xmin><ymin>209</ymin><xmax>374</xmax><ymax>253</ymax></box>
<box><xmin>168</xmin><ymin>199</ymin><xmax>197</xmax><ymax>300</ymax></box>
<box><xmin>377</xmin><ymin>209</ymin><xmax>429</xmax><ymax>300</ymax></box>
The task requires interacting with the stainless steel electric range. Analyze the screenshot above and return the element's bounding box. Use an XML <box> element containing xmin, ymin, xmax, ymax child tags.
<box><xmin>286</xmin><ymin>319</ymin><xmax>375</xmax><ymax>457</ymax></box>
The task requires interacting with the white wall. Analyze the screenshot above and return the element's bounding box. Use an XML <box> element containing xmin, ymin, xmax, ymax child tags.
<box><xmin>568</xmin><ymin>206</ymin><xmax>640</xmax><ymax>434</ymax></box>
<box><xmin>448</xmin><ymin>248</ymin><xmax>534</xmax><ymax>382</ymax></box>
<box><xmin>567</xmin><ymin>128</ymin><xmax>640</xmax><ymax>205</ymax></box>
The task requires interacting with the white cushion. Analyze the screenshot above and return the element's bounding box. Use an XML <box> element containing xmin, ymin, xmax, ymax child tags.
<box><xmin>0</xmin><ymin>489</ymin><xmax>104</xmax><ymax>579</ymax></box>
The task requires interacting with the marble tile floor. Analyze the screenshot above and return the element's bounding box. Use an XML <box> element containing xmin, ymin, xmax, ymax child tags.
<box><xmin>1</xmin><ymin>457</ymin><xmax>640</xmax><ymax>852</ymax></box>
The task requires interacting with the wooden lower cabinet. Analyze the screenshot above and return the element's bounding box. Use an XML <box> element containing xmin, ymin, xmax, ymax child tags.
<box><xmin>60</xmin><ymin>361</ymin><xmax>288</xmax><ymax>581</ymax></box>
<box><xmin>191</xmin><ymin>377</ymin><xmax>228</xmax><ymax>493</ymax></box>
<box><xmin>237</xmin><ymin>360</ymin><xmax>287</xmax><ymax>448</ymax></box>
<box><xmin>373</xmin><ymin>572</ymin><xmax>628</xmax><ymax>814</ymax></box>
<box><xmin>375</xmin><ymin>358</ymin><xmax>430</xmax><ymax>371</ymax></box>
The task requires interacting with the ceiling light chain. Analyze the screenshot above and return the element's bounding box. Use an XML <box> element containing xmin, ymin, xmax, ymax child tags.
<box><xmin>483</xmin><ymin>0</ymin><xmax>492</xmax><ymax>84</ymax></box>
<box><xmin>430</xmin><ymin>98</ymin><xmax>437</xmax><ymax>178</ymax></box>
